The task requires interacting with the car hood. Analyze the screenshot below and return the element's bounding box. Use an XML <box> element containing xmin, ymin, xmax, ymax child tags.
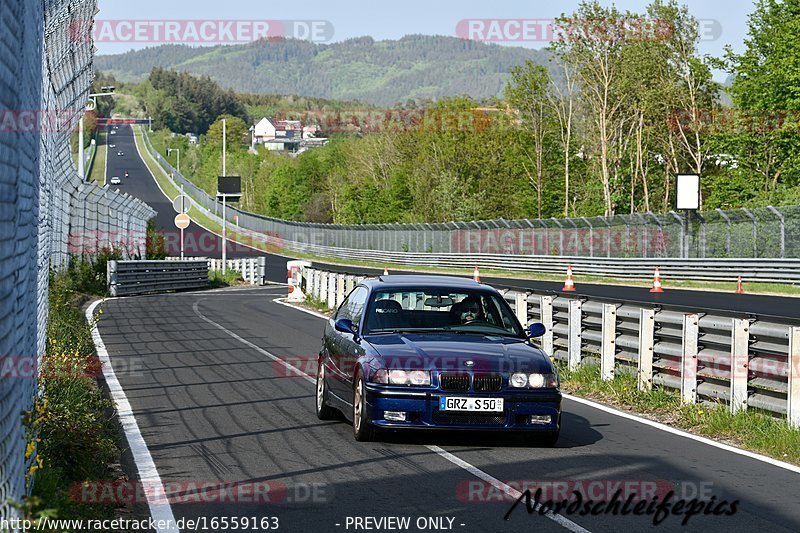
<box><xmin>364</xmin><ymin>332</ymin><xmax>553</xmax><ymax>374</ymax></box>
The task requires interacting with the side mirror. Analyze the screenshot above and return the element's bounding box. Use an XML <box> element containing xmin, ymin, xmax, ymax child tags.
<box><xmin>528</xmin><ymin>322</ymin><xmax>546</xmax><ymax>338</ymax></box>
<box><xmin>335</xmin><ymin>318</ymin><xmax>358</xmax><ymax>336</ymax></box>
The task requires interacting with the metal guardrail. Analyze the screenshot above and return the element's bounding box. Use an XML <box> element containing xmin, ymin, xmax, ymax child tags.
<box><xmin>108</xmin><ymin>260</ymin><xmax>209</xmax><ymax>297</ymax></box>
<box><xmin>208</xmin><ymin>258</ymin><xmax>267</xmax><ymax>285</ymax></box>
<box><xmin>166</xmin><ymin>257</ymin><xmax>268</xmax><ymax>285</ymax></box>
<box><xmin>302</xmin><ymin>266</ymin><xmax>800</xmax><ymax>426</ymax></box>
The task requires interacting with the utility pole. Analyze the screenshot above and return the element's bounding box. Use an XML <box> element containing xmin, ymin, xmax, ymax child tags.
<box><xmin>222</xmin><ymin>119</ymin><xmax>227</xmax><ymax>274</ymax></box>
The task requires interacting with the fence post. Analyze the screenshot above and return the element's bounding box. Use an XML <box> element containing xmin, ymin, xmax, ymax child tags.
<box><xmin>515</xmin><ymin>293</ymin><xmax>528</xmax><ymax>327</ymax></box>
<box><xmin>568</xmin><ymin>299</ymin><xmax>582</xmax><ymax>371</ymax></box>
<box><xmin>730</xmin><ymin>318</ymin><xmax>750</xmax><ymax>414</ymax></box>
<box><xmin>681</xmin><ymin>314</ymin><xmax>700</xmax><ymax>404</ymax></box>
<box><xmin>346</xmin><ymin>275</ymin><xmax>355</xmax><ymax>295</ymax></box>
<box><xmin>540</xmin><ymin>296</ymin><xmax>554</xmax><ymax>356</ymax></box>
<box><xmin>788</xmin><ymin>327</ymin><xmax>800</xmax><ymax>428</ymax></box>
<box><xmin>327</xmin><ymin>273</ymin><xmax>337</xmax><ymax>309</ymax></box>
<box><xmin>601</xmin><ymin>304</ymin><xmax>616</xmax><ymax>381</ymax></box>
<box><xmin>108</xmin><ymin>260</ymin><xmax>118</xmax><ymax>297</ymax></box>
<box><xmin>337</xmin><ymin>274</ymin><xmax>346</xmax><ymax>307</ymax></box>
<box><xmin>319</xmin><ymin>271</ymin><xmax>328</xmax><ymax>304</ymax></box>
<box><xmin>638</xmin><ymin>309</ymin><xmax>655</xmax><ymax>391</ymax></box>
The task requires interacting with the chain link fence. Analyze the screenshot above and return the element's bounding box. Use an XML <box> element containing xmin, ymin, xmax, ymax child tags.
<box><xmin>143</xmin><ymin>130</ymin><xmax>800</xmax><ymax>259</ymax></box>
<box><xmin>0</xmin><ymin>0</ymin><xmax>155</xmax><ymax>520</ymax></box>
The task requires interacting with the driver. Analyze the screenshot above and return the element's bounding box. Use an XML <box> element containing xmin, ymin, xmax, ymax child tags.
<box><xmin>452</xmin><ymin>296</ymin><xmax>485</xmax><ymax>324</ymax></box>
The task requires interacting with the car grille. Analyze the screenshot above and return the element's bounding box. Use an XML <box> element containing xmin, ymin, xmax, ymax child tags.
<box><xmin>440</xmin><ymin>373</ymin><xmax>470</xmax><ymax>391</ymax></box>
<box><xmin>473</xmin><ymin>374</ymin><xmax>502</xmax><ymax>392</ymax></box>
<box><xmin>432</xmin><ymin>411</ymin><xmax>506</xmax><ymax>426</ymax></box>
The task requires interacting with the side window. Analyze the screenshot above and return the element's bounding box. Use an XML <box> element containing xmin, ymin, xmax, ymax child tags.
<box><xmin>348</xmin><ymin>287</ymin><xmax>369</xmax><ymax>326</ymax></box>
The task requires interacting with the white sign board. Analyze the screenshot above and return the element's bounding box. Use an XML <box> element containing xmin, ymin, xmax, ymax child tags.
<box><xmin>676</xmin><ymin>174</ymin><xmax>700</xmax><ymax>210</ymax></box>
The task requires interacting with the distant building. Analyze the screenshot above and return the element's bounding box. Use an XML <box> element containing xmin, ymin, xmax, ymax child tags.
<box><xmin>251</xmin><ymin>117</ymin><xmax>328</xmax><ymax>153</ymax></box>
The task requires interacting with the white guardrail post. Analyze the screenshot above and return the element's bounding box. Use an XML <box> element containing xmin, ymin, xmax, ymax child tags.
<box><xmin>337</xmin><ymin>274</ymin><xmax>346</xmax><ymax>307</ymax></box>
<box><xmin>638</xmin><ymin>309</ymin><xmax>655</xmax><ymax>391</ymax></box>
<box><xmin>730</xmin><ymin>318</ymin><xmax>750</xmax><ymax>414</ymax></box>
<box><xmin>319</xmin><ymin>271</ymin><xmax>328</xmax><ymax>303</ymax></box>
<box><xmin>515</xmin><ymin>292</ymin><xmax>529</xmax><ymax>327</ymax></box>
<box><xmin>568</xmin><ymin>299</ymin><xmax>583</xmax><ymax>371</ymax></box>
<box><xmin>327</xmin><ymin>273</ymin><xmax>337</xmax><ymax>309</ymax></box>
<box><xmin>601</xmin><ymin>303</ymin><xmax>616</xmax><ymax>381</ymax></box>
<box><xmin>346</xmin><ymin>275</ymin><xmax>355</xmax><ymax>295</ymax></box>
<box><xmin>540</xmin><ymin>296</ymin><xmax>554</xmax><ymax>356</ymax></box>
<box><xmin>681</xmin><ymin>313</ymin><xmax>700</xmax><ymax>404</ymax></box>
<box><xmin>788</xmin><ymin>327</ymin><xmax>800</xmax><ymax>428</ymax></box>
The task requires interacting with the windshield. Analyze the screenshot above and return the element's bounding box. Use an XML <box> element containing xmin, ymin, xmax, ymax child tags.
<box><xmin>364</xmin><ymin>289</ymin><xmax>525</xmax><ymax>337</ymax></box>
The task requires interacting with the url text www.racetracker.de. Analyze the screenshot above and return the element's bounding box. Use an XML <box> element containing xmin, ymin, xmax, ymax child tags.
<box><xmin>0</xmin><ymin>516</ymin><xmax>280</xmax><ymax>532</ymax></box>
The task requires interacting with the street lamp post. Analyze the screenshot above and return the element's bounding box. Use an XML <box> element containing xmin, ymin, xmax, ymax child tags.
<box><xmin>167</xmin><ymin>148</ymin><xmax>181</xmax><ymax>174</ymax></box>
<box><xmin>81</xmin><ymin>87</ymin><xmax>115</xmax><ymax>180</ymax></box>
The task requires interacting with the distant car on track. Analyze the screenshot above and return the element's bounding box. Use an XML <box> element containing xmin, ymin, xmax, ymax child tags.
<box><xmin>117</xmin><ymin>151</ymin><xmax>124</xmax><ymax>156</ymax></box>
<box><xmin>109</xmin><ymin>176</ymin><xmax>121</xmax><ymax>185</ymax></box>
<box><xmin>316</xmin><ymin>275</ymin><xmax>561</xmax><ymax>445</ymax></box>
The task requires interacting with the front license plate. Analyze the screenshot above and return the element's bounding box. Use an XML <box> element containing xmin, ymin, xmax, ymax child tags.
<box><xmin>439</xmin><ymin>397</ymin><xmax>504</xmax><ymax>412</ymax></box>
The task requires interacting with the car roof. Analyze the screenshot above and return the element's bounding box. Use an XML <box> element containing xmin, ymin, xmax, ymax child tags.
<box><xmin>361</xmin><ymin>275</ymin><xmax>490</xmax><ymax>291</ymax></box>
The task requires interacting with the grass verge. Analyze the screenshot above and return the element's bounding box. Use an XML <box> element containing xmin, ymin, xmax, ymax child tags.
<box><xmin>18</xmin><ymin>255</ymin><xmax>127</xmax><ymax>527</ymax></box>
<box><xmin>89</xmin><ymin>132</ymin><xmax>107</xmax><ymax>186</ymax></box>
<box><xmin>558</xmin><ymin>362</ymin><xmax>800</xmax><ymax>465</ymax></box>
<box><xmin>209</xmin><ymin>269</ymin><xmax>245</xmax><ymax>288</ymax></box>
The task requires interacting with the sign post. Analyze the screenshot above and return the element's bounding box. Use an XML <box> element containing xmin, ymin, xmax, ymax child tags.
<box><xmin>172</xmin><ymin>186</ymin><xmax>192</xmax><ymax>260</ymax></box>
<box><xmin>217</xmin><ymin>176</ymin><xmax>242</xmax><ymax>272</ymax></box>
<box><xmin>175</xmin><ymin>212</ymin><xmax>191</xmax><ymax>260</ymax></box>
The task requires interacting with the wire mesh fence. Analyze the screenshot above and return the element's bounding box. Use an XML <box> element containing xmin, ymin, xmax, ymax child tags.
<box><xmin>144</xmin><ymin>129</ymin><xmax>800</xmax><ymax>259</ymax></box>
<box><xmin>0</xmin><ymin>0</ymin><xmax>155</xmax><ymax>520</ymax></box>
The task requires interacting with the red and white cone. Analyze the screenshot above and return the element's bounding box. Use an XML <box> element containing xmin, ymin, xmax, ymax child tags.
<box><xmin>735</xmin><ymin>276</ymin><xmax>744</xmax><ymax>294</ymax></box>
<box><xmin>650</xmin><ymin>267</ymin><xmax>664</xmax><ymax>293</ymax></box>
<box><xmin>563</xmin><ymin>265</ymin><xmax>576</xmax><ymax>292</ymax></box>
<box><xmin>473</xmin><ymin>265</ymin><xmax>481</xmax><ymax>282</ymax></box>
<box><xmin>383</xmin><ymin>267</ymin><xmax>389</xmax><ymax>276</ymax></box>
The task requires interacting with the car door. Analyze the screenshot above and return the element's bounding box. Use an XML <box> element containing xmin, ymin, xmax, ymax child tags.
<box><xmin>330</xmin><ymin>287</ymin><xmax>368</xmax><ymax>400</ymax></box>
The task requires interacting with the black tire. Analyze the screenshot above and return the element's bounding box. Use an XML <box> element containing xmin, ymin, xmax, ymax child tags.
<box><xmin>316</xmin><ymin>362</ymin><xmax>337</xmax><ymax>420</ymax></box>
<box><xmin>352</xmin><ymin>372</ymin><xmax>376</xmax><ymax>442</ymax></box>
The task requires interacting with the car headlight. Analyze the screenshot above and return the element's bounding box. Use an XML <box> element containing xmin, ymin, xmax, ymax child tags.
<box><xmin>510</xmin><ymin>373</ymin><xmax>558</xmax><ymax>389</ymax></box>
<box><xmin>388</xmin><ymin>369</ymin><xmax>431</xmax><ymax>386</ymax></box>
<box><xmin>510</xmin><ymin>373</ymin><xmax>529</xmax><ymax>388</ymax></box>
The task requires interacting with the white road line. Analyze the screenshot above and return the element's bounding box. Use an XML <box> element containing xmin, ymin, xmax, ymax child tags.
<box><xmin>562</xmin><ymin>393</ymin><xmax>800</xmax><ymax>474</ymax></box>
<box><xmin>426</xmin><ymin>445</ymin><xmax>590</xmax><ymax>533</ymax></box>
<box><xmin>194</xmin><ymin>298</ymin><xmax>589</xmax><ymax>533</ymax></box>
<box><xmin>275</xmin><ymin>297</ymin><xmax>800</xmax><ymax>475</ymax></box>
<box><xmin>87</xmin><ymin>300</ymin><xmax>179</xmax><ymax>532</ymax></box>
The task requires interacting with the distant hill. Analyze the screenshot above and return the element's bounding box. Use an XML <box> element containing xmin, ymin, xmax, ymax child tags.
<box><xmin>95</xmin><ymin>35</ymin><xmax>552</xmax><ymax>106</ymax></box>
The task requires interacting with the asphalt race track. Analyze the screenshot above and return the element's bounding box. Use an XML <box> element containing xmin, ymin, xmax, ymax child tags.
<box><xmin>95</xmin><ymin>287</ymin><xmax>800</xmax><ymax>533</ymax></box>
<box><xmin>106</xmin><ymin>123</ymin><xmax>800</xmax><ymax>321</ymax></box>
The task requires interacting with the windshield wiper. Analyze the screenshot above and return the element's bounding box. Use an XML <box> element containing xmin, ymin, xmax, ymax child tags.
<box><xmin>367</xmin><ymin>327</ymin><xmax>459</xmax><ymax>335</ymax></box>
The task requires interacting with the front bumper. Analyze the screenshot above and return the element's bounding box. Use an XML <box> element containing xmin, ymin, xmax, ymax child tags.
<box><xmin>364</xmin><ymin>383</ymin><xmax>562</xmax><ymax>431</ymax></box>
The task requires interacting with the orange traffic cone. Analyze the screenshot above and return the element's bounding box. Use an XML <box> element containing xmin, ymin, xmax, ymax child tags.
<box><xmin>473</xmin><ymin>265</ymin><xmax>481</xmax><ymax>282</ymax></box>
<box><xmin>735</xmin><ymin>276</ymin><xmax>744</xmax><ymax>294</ymax></box>
<box><xmin>650</xmin><ymin>267</ymin><xmax>664</xmax><ymax>293</ymax></box>
<box><xmin>563</xmin><ymin>265</ymin><xmax>576</xmax><ymax>292</ymax></box>
<box><xmin>383</xmin><ymin>267</ymin><xmax>389</xmax><ymax>276</ymax></box>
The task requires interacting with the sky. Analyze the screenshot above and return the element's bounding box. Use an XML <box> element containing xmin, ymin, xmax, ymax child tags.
<box><xmin>95</xmin><ymin>0</ymin><xmax>756</xmax><ymax>79</ymax></box>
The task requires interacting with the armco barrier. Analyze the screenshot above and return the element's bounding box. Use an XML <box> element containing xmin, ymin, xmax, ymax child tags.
<box><xmin>303</xmin><ymin>266</ymin><xmax>800</xmax><ymax>426</ymax></box>
<box><xmin>108</xmin><ymin>260</ymin><xmax>209</xmax><ymax>297</ymax></box>
<box><xmin>166</xmin><ymin>256</ymin><xmax>268</xmax><ymax>285</ymax></box>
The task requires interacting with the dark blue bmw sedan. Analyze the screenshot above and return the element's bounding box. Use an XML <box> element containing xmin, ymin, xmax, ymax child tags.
<box><xmin>316</xmin><ymin>275</ymin><xmax>562</xmax><ymax>445</ymax></box>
